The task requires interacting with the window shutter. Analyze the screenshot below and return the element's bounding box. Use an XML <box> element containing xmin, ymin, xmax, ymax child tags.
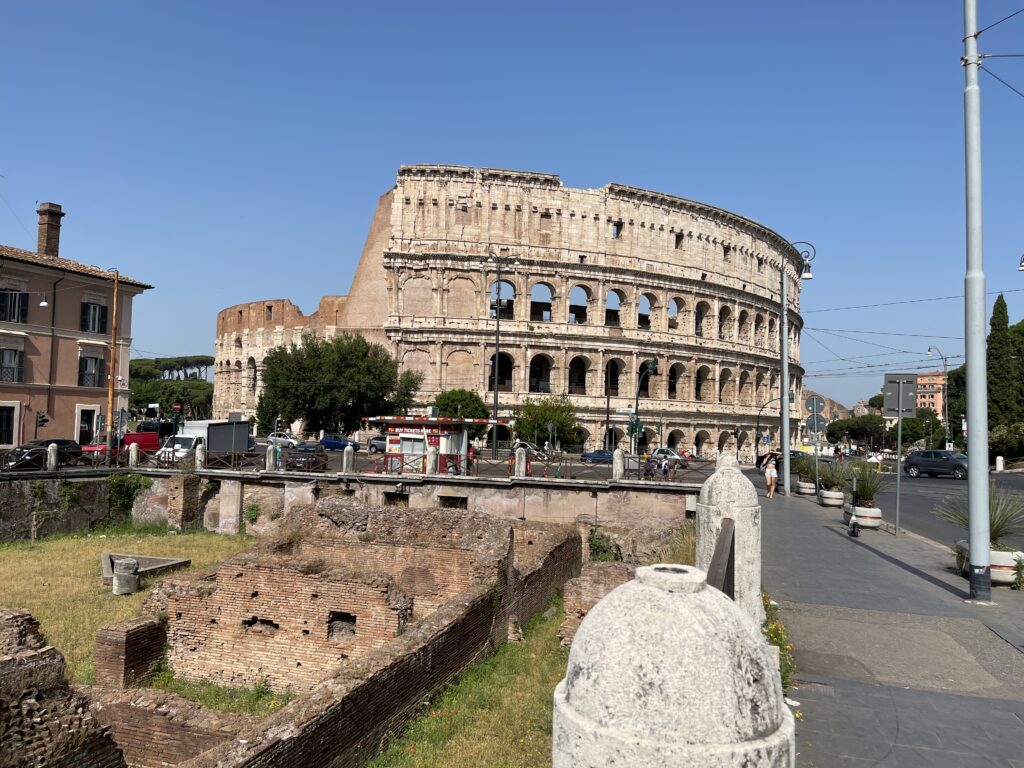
<box><xmin>15</xmin><ymin>351</ymin><xmax>24</xmax><ymax>383</ymax></box>
<box><xmin>0</xmin><ymin>292</ymin><xmax>8</xmax><ymax>321</ymax></box>
<box><xmin>99</xmin><ymin>306</ymin><xmax>108</xmax><ymax>334</ymax></box>
<box><xmin>80</xmin><ymin>303</ymin><xmax>89</xmax><ymax>332</ymax></box>
<box><xmin>98</xmin><ymin>358</ymin><xmax>105</xmax><ymax>386</ymax></box>
<box><xmin>17</xmin><ymin>292</ymin><xmax>27</xmax><ymax>323</ymax></box>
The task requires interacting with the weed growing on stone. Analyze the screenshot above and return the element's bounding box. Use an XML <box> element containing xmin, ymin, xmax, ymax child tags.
<box><xmin>149</xmin><ymin>665</ymin><xmax>294</xmax><ymax>716</ymax></box>
<box><xmin>587</xmin><ymin>528</ymin><xmax>618</xmax><ymax>562</ymax></box>
<box><xmin>245</xmin><ymin>503</ymin><xmax>261</xmax><ymax>526</ymax></box>
<box><xmin>761</xmin><ymin>591</ymin><xmax>795</xmax><ymax>693</ymax></box>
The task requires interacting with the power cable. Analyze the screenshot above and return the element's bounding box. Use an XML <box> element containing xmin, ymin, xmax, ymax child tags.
<box><xmin>980</xmin><ymin>65</ymin><xmax>1024</xmax><ymax>101</ymax></box>
<box><xmin>975</xmin><ymin>6</ymin><xmax>1024</xmax><ymax>37</ymax></box>
<box><xmin>803</xmin><ymin>287</ymin><xmax>1024</xmax><ymax>314</ymax></box>
<box><xmin>805</xmin><ymin>327</ymin><xmax>963</xmax><ymax>340</ymax></box>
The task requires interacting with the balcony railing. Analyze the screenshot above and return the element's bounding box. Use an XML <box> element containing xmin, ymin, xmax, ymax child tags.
<box><xmin>0</xmin><ymin>365</ymin><xmax>23</xmax><ymax>383</ymax></box>
<box><xmin>79</xmin><ymin>372</ymin><xmax>101</xmax><ymax>388</ymax></box>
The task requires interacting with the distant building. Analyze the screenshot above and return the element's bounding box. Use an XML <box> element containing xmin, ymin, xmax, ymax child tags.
<box><xmin>914</xmin><ymin>371</ymin><xmax>946</xmax><ymax>421</ymax></box>
<box><xmin>0</xmin><ymin>203</ymin><xmax>152</xmax><ymax>448</ymax></box>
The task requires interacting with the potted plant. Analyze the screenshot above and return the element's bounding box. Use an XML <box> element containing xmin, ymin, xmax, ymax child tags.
<box><xmin>935</xmin><ymin>482</ymin><xmax>1024</xmax><ymax>586</ymax></box>
<box><xmin>791</xmin><ymin>454</ymin><xmax>817</xmax><ymax>495</ymax></box>
<box><xmin>816</xmin><ymin>462</ymin><xmax>849</xmax><ymax>507</ymax></box>
<box><xmin>842</xmin><ymin>461</ymin><xmax>887</xmax><ymax>529</ymax></box>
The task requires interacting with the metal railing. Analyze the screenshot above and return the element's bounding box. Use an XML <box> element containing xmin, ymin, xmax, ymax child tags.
<box><xmin>206</xmin><ymin>451</ymin><xmax>264</xmax><ymax>471</ymax></box>
<box><xmin>707</xmin><ymin>517</ymin><xmax>735</xmax><ymax>599</ymax></box>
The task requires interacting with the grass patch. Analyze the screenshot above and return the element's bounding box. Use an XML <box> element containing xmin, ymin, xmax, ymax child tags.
<box><xmin>762</xmin><ymin>591</ymin><xmax>795</xmax><ymax>693</ymax></box>
<box><xmin>149</xmin><ymin>664</ymin><xmax>293</xmax><ymax>716</ymax></box>
<box><xmin>0</xmin><ymin>524</ymin><xmax>252</xmax><ymax>684</ymax></box>
<box><xmin>641</xmin><ymin>521</ymin><xmax>696</xmax><ymax>566</ymax></box>
<box><xmin>368</xmin><ymin>595</ymin><xmax>568</xmax><ymax>768</ymax></box>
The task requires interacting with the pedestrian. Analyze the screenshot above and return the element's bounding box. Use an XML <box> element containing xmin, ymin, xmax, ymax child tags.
<box><xmin>763</xmin><ymin>455</ymin><xmax>778</xmax><ymax>499</ymax></box>
<box><xmin>274</xmin><ymin>442</ymin><xmax>283</xmax><ymax>471</ymax></box>
<box><xmin>543</xmin><ymin>439</ymin><xmax>551</xmax><ymax>456</ymax></box>
<box><xmin>643</xmin><ymin>457</ymin><xmax>656</xmax><ymax>480</ymax></box>
<box><xmin>660</xmin><ymin>456</ymin><xmax>669</xmax><ymax>480</ymax></box>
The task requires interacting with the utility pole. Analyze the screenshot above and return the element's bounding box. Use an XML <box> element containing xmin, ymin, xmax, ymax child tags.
<box><xmin>780</xmin><ymin>267</ymin><xmax>791</xmax><ymax>496</ymax></box>
<box><xmin>105</xmin><ymin>269</ymin><xmax>119</xmax><ymax>468</ymax></box>
<box><xmin>963</xmin><ymin>0</ymin><xmax>991</xmax><ymax>600</ymax></box>
<box><xmin>489</xmin><ymin>254</ymin><xmax>502</xmax><ymax>459</ymax></box>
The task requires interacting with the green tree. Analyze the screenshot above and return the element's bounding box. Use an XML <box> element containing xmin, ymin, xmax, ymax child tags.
<box><xmin>987</xmin><ymin>295</ymin><xmax>1023</xmax><ymax>427</ymax></box>
<box><xmin>946</xmin><ymin>363</ymin><xmax>966</xmax><ymax>448</ymax></box>
<box><xmin>825</xmin><ymin>414</ymin><xmax>885</xmax><ymax>447</ymax></box>
<box><xmin>257</xmin><ymin>333</ymin><xmax>420</xmax><ymax>434</ymax></box>
<box><xmin>511</xmin><ymin>394</ymin><xmax>583</xmax><ymax>447</ymax></box>
<box><xmin>867</xmin><ymin>393</ymin><xmax>884</xmax><ymax>409</ymax></box>
<box><xmin>434</xmin><ymin>389</ymin><xmax>490</xmax><ymax>438</ymax></box>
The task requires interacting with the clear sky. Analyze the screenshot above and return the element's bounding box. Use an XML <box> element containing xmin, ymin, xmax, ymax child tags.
<box><xmin>2</xmin><ymin>1</ymin><xmax>1022</xmax><ymax>407</ymax></box>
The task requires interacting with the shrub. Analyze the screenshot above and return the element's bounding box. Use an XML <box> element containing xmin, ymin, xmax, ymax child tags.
<box><xmin>244</xmin><ymin>503</ymin><xmax>261</xmax><ymax>526</ymax></box>
<box><xmin>934</xmin><ymin>481</ymin><xmax>1024</xmax><ymax>548</ymax></box>
<box><xmin>844</xmin><ymin>462</ymin><xmax>888</xmax><ymax>506</ymax></box>
<box><xmin>107</xmin><ymin>474</ymin><xmax>153</xmax><ymax>516</ymax></box>
<box><xmin>790</xmin><ymin>454</ymin><xmax>814</xmax><ymax>482</ymax></box>
<box><xmin>816</xmin><ymin>462</ymin><xmax>850</xmax><ymax>492</ymax></box>
<box><xmin>588</xmin><ymin>528</ymin><xmax>619</xmax><ymax>562</ymax></box>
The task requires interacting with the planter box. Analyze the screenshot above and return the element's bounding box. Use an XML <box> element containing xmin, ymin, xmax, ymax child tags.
<box><xmin>843</xmin><ymin>503</ymin><xmax>882</xmax><ymax>529</ymax></box>
<box><xmin>818</xmin><ymin>489</ymin><xmax>844</xmax><ymax>508</ymax></box>
<box><xmin>955</xmin><ymin>540</ymin><xmax>1024</xmax><ymax>586</ymax></box>
<box><xmin>795</xmin><ymin>480</ymin><xmax>816</xmax><ymax>495</ymax></box>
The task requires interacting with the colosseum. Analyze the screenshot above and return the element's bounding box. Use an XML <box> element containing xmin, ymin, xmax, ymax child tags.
<box><xmin>213</xmin><ymin>164</ymin><xmax>805</xmax><ymax>460</ymax></box>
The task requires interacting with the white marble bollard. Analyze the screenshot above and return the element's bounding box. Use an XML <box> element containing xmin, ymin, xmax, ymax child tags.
<box><xmin>195</xmin><ymin>442</ymin><xmax>206</xmax><ymax>470</ymax></box>
<box><xmin>552</xmin><ymin>565</ymin><xmax>794</xmax><ymax>767</ymax></box>
<box><xmin>266</xmin><ymin>443</ymin><xmax>275</xmax><ymax>471</ymax></box>
<box><xmin>514</xmin><ymin>447</ymin><xmax>528</xmax><ymax>477</ymax></box>
<box><xmin>342</xmin><ymin>445</ymin><xmax>355</xmax><ymax>474</ymax></box>
<box><xmin>426</xmin><ymin>446</ymin><xmax>439</xmax><ymax>475</ymax></box>
<box><xmin>129</xmin><ymin>442</ymin><xmax>140</xmax><ymax>468</ymax></box>
<box><xmin>46</xmin><ymin>443</ymin><xmax>58</xmax><ymax>471</ymax></box>
<box><xmin>612</xmin><ymin>448</ymin><xmax>625</xmax><ymax>480</ymax></box>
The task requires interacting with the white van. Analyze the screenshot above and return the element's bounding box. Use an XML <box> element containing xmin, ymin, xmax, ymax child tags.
<box><xmin>155</xmin><ymin>434</ymin><xmax>204</xmax><ymax>461</ymax></box>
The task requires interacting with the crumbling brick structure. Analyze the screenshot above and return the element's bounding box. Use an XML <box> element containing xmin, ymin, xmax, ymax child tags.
<box><xmin>558</xmin><ymin>562</ymin><xmax>637</xmax><ymax>646</ymax></box>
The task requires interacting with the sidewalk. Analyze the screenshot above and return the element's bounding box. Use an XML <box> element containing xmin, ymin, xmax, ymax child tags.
<box><xmin>758</xmin><ymin>480</ymin><xmax>1024</xmax><ymax>767</ymax></box>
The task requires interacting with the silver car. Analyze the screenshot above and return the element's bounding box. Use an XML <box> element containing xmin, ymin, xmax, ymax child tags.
<box><xmin>266</xmin><ymin>432</ymin><xmax>302</xmax><ymax>448</ymax></box>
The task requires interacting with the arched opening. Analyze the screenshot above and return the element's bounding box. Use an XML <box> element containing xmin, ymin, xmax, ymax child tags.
<box><xmin>604</xmin><ymin>358</ymin><xmax>624</xmax><ymax>397</ymax></box>
<box><xmin>573</xmin><ymin>427</ymin><xmax>590</xmax><ymax>452</ymax></box>
<box><xmin>768</xmin><ymin>317</ymin><xmax>777</xmax><ymax>348</ymax></box>
<box><xmin>246</xmin><ymin>357</ymin><xmax>257</xmax><ymax>393</ymax></box>
<box><xmin>754</xmin><ymin>314</ymin><xmax>766</xmax><ymax>346</ymax></box>
<box><xmin>718</xmin><ymin>306</ymin><xmax>734</xmax><ymax>341</ymax></box>
<box><xmin>718</xmin><ymin>430</ymin><xmax>736</xmax><ymax>455</ymax></box>
<box><xmin>694</xmin><ymin>301</ymin><xmax>712</xmax><ymax>337</ymax></box>
<box><xmin>738</xmin><ymin>370</ymin><xmax>753</xmax><ymax>406</ymax></box>
<box><xmin>485</xmin><ymin>424</ymin><xmax>512</xmax><ymax>446</ymax></box>
<box><xmin>667</xmin><ymin>429</ymin><xmax>685</xmax><ymax>451</ymax></box>
<box><xmin>568</xmin><ymin>356</ymin><xmax>589</xmax><ymax>395</ymax></box>
<box><xmin>737</xmin><ymin>430</ymin><xmax>751</xmax><ymax>461</ymax></box>
<box><xmin>667</xmin><ymin>363</ymin><xmax>685</xmax><ymax>400</ymax></box>
<box><xmin>530</xmin><ymin>283</ymin><xmax>553</xmax><ymax>322</ymax></box>
<box><xmin>487</xmin><ymin>352</ymin><xmax>514</xmax><ymax>392</ymax></box>
<box><xmin>738</xmin><ymin>310</ymin><xmax>751</xmax><ymax>344</ymax></box>
<box><xmin>639</xmin><ymin>427</ymin><xmax>656</xmax><ymax>452</ymax></box>
<box><xmin>694</xmin><ymin>430</ymin><xmax>712</xmax><ymax>459</ymax></box>
<box><xmin>489</xmin><ymin>280</ymin><xmax>516</xmax><ymax>320</ymax></box>
<box><xmin>770</xmin><ymin>373</ymin><xmax>780</xmax><ymax>402</ymax></box>
<box><xmin>637</xmin><ymin>293</ymin><xmax>656</xmax><ymax>330</ymax></box>
<box><xmin>667</xmin><ymin>297</ymin><xmax>685</xmax><ymax>330</ymax></box>
<box><xmin>695</xmin><ymin>365</ymin><xmax>713</xmax><ymax>402</ymax></box>
<box><xmin>233</xmin><ymin>336</ymin><xmax>242</xmax><ymax>352</ymax></box>
<box><xmin>605</xmin><ymin>426</ymin><xmax>625</xmax><ymax>451</ymax></box>
<box><xmin>604</xmin><ymin>289</ymin><xmax>625</xmax><ymax>327</ymax></box>
<box><xmin>638</xmin><ymin>359</ymin><xmax>656</xmax><ymax>398</ymax></box>
<box><xmin>718</xmin><ymin>368</ymin><xmax>735</xmax><ymax>403</ymax></box>
<box><xmin>528</xmin><ymin>354</ymin><xmax>553</xmax><ymax>394</ymax></box>
<box><xmin>569</xmin><ymin>285</ymin><xmax>591</xmax><ymax>324</ymax></box>
<box><xmin>756</xmin><ymin>372</ymin><xmax>767</xmax><ymax>404</ymax></box>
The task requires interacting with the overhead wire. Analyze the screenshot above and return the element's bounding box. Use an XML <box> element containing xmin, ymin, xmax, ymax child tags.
<box><xmin>802</xmin><ymin>287</ymin><xmax>1024</xmax><ymax>314</ymax></box>
<box><xmin>980</xmin><ymin>65</ymin><xmax>1024</xmax><ymax>101</ymax></box>
<box><xmin>804</xmin><ymin>327</ymin><xmax>963</xmax><ymax>340</ymax></box>
<box><xmin>975</xmin><ymin>6</ymin><xmax>1024</xmax><ymax>37</ymax></box>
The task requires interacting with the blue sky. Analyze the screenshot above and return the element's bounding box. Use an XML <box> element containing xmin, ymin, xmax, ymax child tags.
<box><xmin>1</xmin><ymin>1</ymin><xmax>1022</xmax><ymax>406</ymax></box>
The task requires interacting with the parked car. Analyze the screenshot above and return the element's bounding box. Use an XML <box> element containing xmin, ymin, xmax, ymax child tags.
<box><xmin>154</xmin><ymin>435</ymin><xmax>203</xmax><ymax>462</ymax></box>
<box><xmin>903</xmin><ymin>450</ymin><xmax>968</xmax><ymax>479</ymax></box>
<box><xmin>367</xmin><ymin>435</ymin><xmax>388</xmax><ymax>453</ymax></box>
<box><xmin>81</xmin><ymin>435</ymin><xmax>124</xmax><ymax>464</ymax></box>
<box><xmin>286</xmin><ymin>442</ymin><xmax>327</xmax><ymax>471</ymax></box>
<box><xmin>649</xmin><ymin>447</ymin><xmax>688</xmax><ymax>469</ymax></box>
<box><xmin>510</xmin><ymin>440</ymin><xmax>548</xmax><ymax>460</ymax></box>
<box><xmin>320</xmin><ymin>433</ymin><xmax>360</xmax><ymax>452</ymax></box>
<box><xmin>3</xmin><ymin>444</ymin><xmax>49</xmax><ymax>470</ymax></box>
<box><xmin>580</xmin><ymin>449</ymin><xmax>614</xmax><ymax>465</ymax></box>
<box><xmin>15</xmin><ymin>439</ymin><xmax>84</xmax><ymax>466</ymax></box>
<box><xmin>266</xmin><ymin>432</ymin><xmax>302</xmax><ymax>448</ymax></box>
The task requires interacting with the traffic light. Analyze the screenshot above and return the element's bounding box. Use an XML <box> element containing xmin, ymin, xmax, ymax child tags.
<box><xmin>35</xmin><ymin>412</ymin><xmax>49</xmax><ymax>429</ymax></box>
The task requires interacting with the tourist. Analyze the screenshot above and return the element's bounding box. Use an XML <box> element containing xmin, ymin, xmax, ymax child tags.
<box><xmin>763</xmin><ymin>456</ymin><xmax>778</xmax><ymax>499</ymax></box>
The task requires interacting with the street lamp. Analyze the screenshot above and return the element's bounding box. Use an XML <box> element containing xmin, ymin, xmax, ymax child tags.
<box><xmin>105</xmin><ymin>269</ymin><xmax>120</xmax><ymax>468</ymax></box>
<box><xmin>927</xmin><ymin>345</ymin><xmax>950</xmax><ymax>449</ymax></box>
<box><xmin>781</xmin><ymin>242</ymin><xmax>815</xmax><ymax>496</ymax></box>
<box><xmin>487</xmin><ymin>252</ymin><xmax>518</xmax><ymax>458</ymax></box>
<box><xmin>631</xmin><ymin>359</ymin><xmax>658</xmax><ymax>454</ymax></box>
<box><xmin>1018</xmin><ymin>254</ymin><xmax>1024</xmax><ymax>272</ymax></box>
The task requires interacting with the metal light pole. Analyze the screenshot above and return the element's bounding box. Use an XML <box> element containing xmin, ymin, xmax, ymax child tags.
<box><xmin>631</xmin><ymin>360</ymin><xmax>657</xmax><ymax>455</ymax></box>
<box><xmin>963</xmin><ymin>0</ymin><xmax>991</xmax><ymax>600</ymax></box>
<box><xmin>781</xmin><ymin>242</ymin><xmax>815</xmax><ymax>496</ymax></box>
<box><xmin>489</xmin><ymin>253</ymin><xmax>502</xmax><ymax>459</ymax></box>
<box><xmin>104</xmin><ymin>269</ymin><xmax>120</xmax><ymax>467</ymax></box>
<box><xmin>927</xmin><ymin>345</ymin><xmax>950</xmax><ymax>448</ymax></box>
<box><xmin>604</xmin><ymin>363</ymin><xmax>612</xmax><ymax>451</ymax></box>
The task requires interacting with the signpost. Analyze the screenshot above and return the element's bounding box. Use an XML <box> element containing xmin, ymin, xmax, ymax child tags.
<box><xmin>883</xmin><ymin>375</ymin><xmax>917</xmax><ymax>535</ymax></box>
<box><xmin>805</xmin><ymin>396</ymin><xmax>827</xmax><ymax>491</ymax></box>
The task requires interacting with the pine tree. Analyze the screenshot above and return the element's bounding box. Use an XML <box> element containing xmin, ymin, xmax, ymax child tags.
<box><xmin>986</xmin><ymin>295</ymin><xmax>1023</xmax><ymax>427</ymax></box>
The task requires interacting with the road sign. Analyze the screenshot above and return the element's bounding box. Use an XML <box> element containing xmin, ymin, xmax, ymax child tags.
<box><xmin>762</xmin><ymin>434</ymin><xmax>771</xmax><ymax>444</ymax></box>
<box><xmin>615</xmin><ymin>407</ymin><xmax>635</xmax><ymax>414</ymax></box>
<box><xmin>805</xmin><ymin>395</ymin><xmax>825</xmax><ymax>415</ymax></box>
<box><xmin>172</xmin><ymin>402</ymin><xmax>182</xmax><ymax>412</ymax></box>
<box><xmin>805</xmin><ymin>415</ymin><xmax>826</xmax><ymax>435</ymax></box>
<box><xmin>883</xmin><ymin>375</ymin><xmax>917</xmax><ymax>417</ymax></box>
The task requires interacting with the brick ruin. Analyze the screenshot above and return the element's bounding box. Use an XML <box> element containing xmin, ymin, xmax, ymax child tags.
<box><xmin>79</xmin><ymin>498</ymin><xmax>581</xmax><ymax>767</ymax></box>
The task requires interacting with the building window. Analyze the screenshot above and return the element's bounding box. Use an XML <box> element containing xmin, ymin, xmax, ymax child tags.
<box><xmin>611</xmin><ymin>220</ymin><xmax>624</xmax><ymax>239</ymax></box>
<box><xmin>0</xmin><ymin>291</ymin><xmax>28</xmax><ymax>323</ymax></box>
<box><xmin>80</xmin><ymin>302</ymin><xmax>108</xmax><ymax>334</ymax></box>
<box><xmin>265</xmin><ymin>304</ymin><xmax>274</xmax><ymax>321</ymax></box>
<box><xmin>0</xmin><ymin>406</ymin><xmax>13</xmax><ymax>444</ymax></box>
<box><xmin>675</xmin><ymin>232</ymin><xmax>685</xmax><ymax>250</ymax></box>
<box><xmin>0</xmin><ymin>349</ymin><xmax>24</xmax><ymax>383</ymax></box>
<box><xmin>78</xmin><ymin>355</ymin><xmax>105</xmax><ymax>388</ymax></box>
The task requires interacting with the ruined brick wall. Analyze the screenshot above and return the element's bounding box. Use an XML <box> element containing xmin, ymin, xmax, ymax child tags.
<box><xmin>165</xmin><ymin>557</ymin><xmax>411</xmax><ymax>692</ymax></box>
<box><xmin>0</xmin><ymin>609</ymin><xmax>126</xmax><ymax>768</ymax></box>
<box><xmin>88</xmin><ymin>689</ymin><xmax>248</xmax><ymax>768</ymax></box>
<box><xmin>0</xmin><ymin>607</ymin><xmax>46</xmax><ymax>654</ymax></box>
<box><xmin>179</xmin><ymin>583</ymin><xmax>501</xmax><ymax>768</ymax></box>
<box><xmin>558</xmin><ymin>562</ymin><xmax>636</xmax><ymax>646</ymax></box>
<box><xmin>167</xmin><ymin>475</ymin><xmax>202</xmax><ymax>532</ymax></box>
<box><xmin>0</xmin><ymin>478</ymin><xmax>114</xmax><ymax>541</ymax></box>
<box><xmin>510</xmin><ymin>523</ymin><xmax>582</xmax><ymax>626</ymax></box>
<box><xmin>95</xmin><ymin>617</ymin><xmax>166</xmax><ymax>688</ymax></box>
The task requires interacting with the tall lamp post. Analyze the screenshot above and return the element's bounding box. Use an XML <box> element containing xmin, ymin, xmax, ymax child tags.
<box><xmin>487</xmin><ymin>252</ymin><xmax>517</xmax><ymax>458</ymax></box>
<box><xmin>781</xmin><ymin>242</ymin><xmax>815</xmax><ymax>496</ymax></box>
<box><xmin>631</xmin><ymin>359</ymin><xmax>658</xmax><ymax>454</ymax></box>
<box><xmin>927</xmin><ymin>345</ymin><xmax>950</xmax><ymax>449</ymax></box>
<box><xmin>104</xmin><ymin>269</ymin><xmax>120</xmax><ymax>468</ymax></box>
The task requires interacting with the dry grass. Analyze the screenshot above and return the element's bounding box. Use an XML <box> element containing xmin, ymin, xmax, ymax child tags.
<box><xmin>0</xmin><ymin>523</ymin><xmax>253</xmax><ymax>684</ymax></box>
<box><xmin>368</xmin><ymin>596</ymin><xmax>567</xmax><ymax>768</ymax></box>
<box><xmin>643</xmin><ymin>521</ymin><xmax>696</xmax><ymax>566</ymax></box>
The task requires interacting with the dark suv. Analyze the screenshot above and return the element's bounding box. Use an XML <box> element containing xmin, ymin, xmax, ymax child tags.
<box><xmin>903</xmin><ymin>450</ymin><xmax>968</xmax><ymax>479</ymax></box>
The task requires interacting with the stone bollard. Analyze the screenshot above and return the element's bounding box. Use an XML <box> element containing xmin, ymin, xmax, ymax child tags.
<box><xmin>552</xmin><ymin>564</ymin><xmax>794</xmax><ymax>767</ymax></box>
<box><xmin>195</xmin><ymin>442</ymin><xmax>206</xmax><ymax>470</ymax></box>
<box><xmin>266</xmin><ymin>443</ymin><xmax>275</xmax><ymax>471</ymax></box>
<box><xmin>342</xmin><ymin>444</ymin><xmax>355</xmax><ymax>474</ymax></box>
<box><xmin>514</xmin><ymin>447</ymin><xmax>528</xmax><ymax>477</ymax></box>
<box><xmin>996</xmin><ymin>455</ymin><xmax>1005</xmax><ymax>472</ymax></box>
<box><xmin>426</xmin><ymin>446</ymin><xmax>439</xmax><ymax>475</ymax></box>
<box><xmin>696</xmin><ymin>454</ymin><xmax>764</xmax><ymax>625</ymax></box>
<box><xmin>46</xmin><ymin>443</ymin><xmax>58</xmax><ymax>471</ymax></box>
<box><xmin>112</xmin><ymin>558</ymin><xmax>140</xmax><ymax>595</ymax></box>
<box><xmin>129</xmin><ymin>442</ymin><xmax>140</xmax><ymax>468</ymax></box>
<box><xmin>612</xmin><ymin>449</ymin><xmax>625</xmax><ymax>480</ymax></box>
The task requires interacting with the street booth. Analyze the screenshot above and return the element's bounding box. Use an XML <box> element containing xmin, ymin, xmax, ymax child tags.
<box><xmin>364</xmin><ymin>416</ymin><xmax>504</xmax><ymax>474</ymax></box>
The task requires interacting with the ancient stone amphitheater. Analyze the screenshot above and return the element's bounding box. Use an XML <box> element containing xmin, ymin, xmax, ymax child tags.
<box><xmin>213</xmin><ymin>164</ymin><xmax>805</xmax><ymax>459</ymax></box>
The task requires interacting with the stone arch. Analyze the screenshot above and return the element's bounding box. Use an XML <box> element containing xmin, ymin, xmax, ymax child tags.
<box><xmin>443</xmin><ymin>349</ymin><xmax>475</xmax><ymax>390</ymax></box>
<box><xmin>694</xmin><ymin>429</ymin><xmax>712</xmax><ymax>459</ymax></box>
<box><xmin>738</xmin><ymin>370</ymin><xmax>753</xmax><ymax>406</ymax></box>
<box><xmin>667</xmin><ymin>363</ymin><xmax>686</xmax><ymax>400</ymax></box>
<box><xmin>667</xmin><ymin>297</ymin><xmax>686</xmax><ymax>331</ymax></box>
<box><xmin>694</xmin><ymin>301</ymin><xmax>712</xmax><ymax>337</ymax></box>
<box><xmin>233</xmin><ymin>336</ymin><xmax>243</xmax><ymax>352</ymax></box>
<box><xmin>604</xmin><ymin>289</ymin><xmax>626</xmax><ymax>327</ymax></box>
<box><xmin>446</xmin><ymin>277</ymin><xmax>477</xmax><ymax>319</ymax></box>
<box><xmin>718</xmin><ymin>367</ymin><xmax>735</xmax><ymax>403</ymax></box>
<box><xmin>755</xmin><ymin>371</ymin><xmax>768</xmax><ymax>404</ymax></box>
<box><xmin>489</xmin><ymin>280</ymin><xmax>516</xmax><ymax>320</ymax></box>
<box><xmin>488</xmin><ymin>352</ymin><xmax>514</xmax><ymax>392</ymax></box>
<box><xmin>718</xmin><ymin>305</ymin><xmax>734</xmax><ymax>341</ymax></box>
<box><xmin>637</xmin><ymin>292</ymin><xmax>658</xmax><ymax>330</ymax></box>
<box><xmin>528</xmin><ymin>353</ymin><xmax>554</xmax><ymax>394</ymax></box>
<box><xmin>769</xmin><ymin>372</ymin><xmax>780</xmax><ymax>401</ymax></box>
<box><xmin>246</xmin><ymin>357</ymin><xmax>257</xmax><ymax>393</ymax></box>
<box><xmin>639</xmin><ymin>427</ymin><xmax>657</xmax><ymax>452</ymax></box>
<box><xmin>529</xmin><ymin>282</ymin><xmax>554</xmax><ymax>322</ymax></box>
<box><xmin>568</xmin><ymin>355</ymin><xmax>590</xmax><ymax>395</ymax></box>
<box><xmin>768</xmin><ymin>317</ymin><xmax>777</xmax><ymax>348</ymax></box>
<box><xmin>637</xmin><ymin>359</ymin><xmax>657</xmax><ymax>398</ymax></box>
<box><xmin>738</xmin><ymin>310</ymin><xmax>751</xmax><ymax>344</ymax></box>
<box><xmin>604</xmin><ymin>358</ymin><xmax>625</xmax><ymax>396</ymax></box>
<box><xmin>604</xmin><ymin>426</ymin><xmax>626</xmax><ymax>451</ymax></box>
<box><xmin>667</xmin><ymin>429</ymin><xmax>686</xmax><ymax>451</ymax></box>
<box><xmin>695</xmin><ymin>365</ymin><xmax>714</xmax><ymax>402</ymax></box>
<box><xmin>573</xmin><ymin>427</ymin><xmax>590</xmax><ymax>451</ymax></box>
<box><xmin>737</xmin><ymin>430</ymin><xmax>752</xmax><ymax>462</ymax></box>
<box><xmin>754</xmin><ymin>314</ymin><xmax>766</xmax><ymax>347</ymax></box>
<box><xmin>569</xmin><ymin>285</ymin><xmax>592</xmax><ymax>324</ymax></box>
<box><xmin>402</xmin><ymin>349</ymin><xmax>431</xmax><ymax>381</ymax></box>
<box><xmin>718</xmin><ymin>430</ymin><xmax>736</xmax><ymax>455</ymax></box>
<box><xmin>401</xmin><ymin>275</ymin><xmax>433</xmax><ymax>316</ymax></box>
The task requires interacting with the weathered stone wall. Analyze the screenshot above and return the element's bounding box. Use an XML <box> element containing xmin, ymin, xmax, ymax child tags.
<box><xmin>87</xmin><ymin>689</ymin><xmax>249</xmax><ymax>768</ymax></box>
<box><xmin>95</xmin><ymin>617</ymin><xmax>166</xmax><ymax>688</ymax></box>
<box><xmin>510</xmin><ymin>522</ymin><xmax>582</xmax><ymax>627</ymax></box>
<box><xmin>165</xmin><ymin>556</ymin><xmax>412</xmax><ymax>692</ymax></box>
<box><xmin>0</xmin><ymin>477</ymin><xmax>112</xmax><ymax>541</ymax></box>
<box><xmin>558</xmin><ymin>562</ymin><xmax>636</xmax><ymax>646</ymax></box>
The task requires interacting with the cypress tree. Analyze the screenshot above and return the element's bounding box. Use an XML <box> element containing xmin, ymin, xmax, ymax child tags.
<box><xmin>986</xmin><ymin>295</ymin><xmax>1023</xmax><ymax>427</ymax></box>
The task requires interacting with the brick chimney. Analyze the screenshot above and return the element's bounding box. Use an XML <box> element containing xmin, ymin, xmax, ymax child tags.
<box><xmin>36</xmin><ymin>202</ymin><xmax>65</xmax><ymax>258</ymax></box>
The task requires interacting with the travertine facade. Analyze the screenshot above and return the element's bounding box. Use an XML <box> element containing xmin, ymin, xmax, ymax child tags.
<box><xmin>214</xmin><ymin>165</ymin><xmax>805</xmax><ymax>458</ymax></box>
